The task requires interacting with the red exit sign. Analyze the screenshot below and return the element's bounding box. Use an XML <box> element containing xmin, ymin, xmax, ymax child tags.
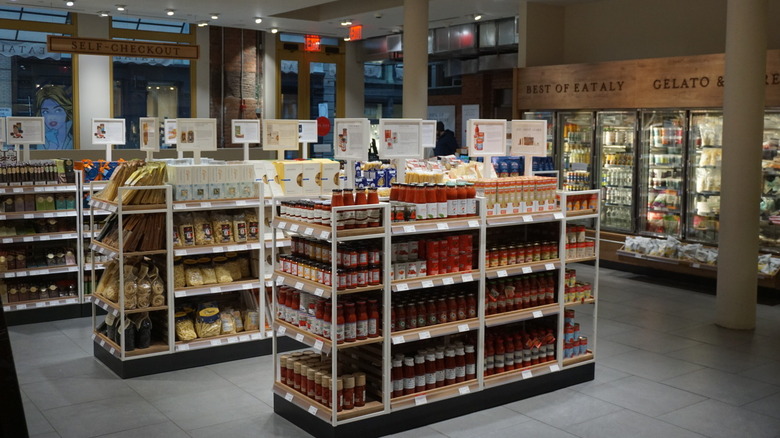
<box><xmin>349</xmin><ymin>25</ymin><xmax>363</xmax><ymax>41</ymax></box>
<box><xmin>304</xmin><ymin>34</ymin><xmax>321</xmax><ymax>52</ymax></box>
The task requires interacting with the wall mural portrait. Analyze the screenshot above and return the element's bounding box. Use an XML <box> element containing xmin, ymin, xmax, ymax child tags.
<box><xmin>35</xmin><ymin>85</ymin><xmax>73</xmax><ymax>150</ymax></box>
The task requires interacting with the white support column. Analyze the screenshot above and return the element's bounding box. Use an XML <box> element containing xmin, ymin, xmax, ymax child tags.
<box><xmin>344</xmin><ymin>42</ymin><xmax>365</xmax><ymax>118</ymax></box>
<box><xmin>76</xmin><ymin>14</ymin><xmax>110</xmax><ymax>150</ymax></box>
<box><xmin>402</xmin><ymin>0</ymin><xmax>428</xmax><ymax>119</ymax></box>
<box><xmin>263</xmin><ymin>33</ymin><xmax>277</xmax><ymax>119</ymax></box>
<box><xmin>716</xmin><ymin>0</ymin><xmax>768</xmax><ymax>330</ymax></box>
<box><xmin>195</xmin><ymin>26</ymin><xmax>210</xmax><ymax>118</ymax></box>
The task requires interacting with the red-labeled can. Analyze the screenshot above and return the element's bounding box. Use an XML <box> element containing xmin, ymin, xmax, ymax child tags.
<box><xmin>460</xmin><ymin>234</ymin><xmax>472</xmax><ymax>253</ymax></box>
<box><xmin>428</xmin><ymin>257</ymin><xmax>440</xmax><ymax>276</ymax></box>
<box><xmin>459</xmin><ymin>253</ymin><xmax>471</xmax><ymax>272</ymax></box>
<box><xmin>447</xmin><ymin>235</ymin><xmax>460</xmax><ymax>257</ymax></box>
<box><xmin>426</xmin><ymin>239</ymin><xmax>439</xmax><ymax>260</ymax></box>
<box><xmin>439</xmin><ymin>239</ymin><xmax>448</xmax><ymax>262</ymax></box>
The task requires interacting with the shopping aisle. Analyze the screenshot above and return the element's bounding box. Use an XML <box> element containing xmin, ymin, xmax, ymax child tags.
<box><xmin>9</xmin><ymin>266</ymin><xmax>780</xmax><ymax>438</ymax></box>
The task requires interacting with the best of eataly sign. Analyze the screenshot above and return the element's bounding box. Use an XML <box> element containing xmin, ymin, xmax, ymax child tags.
<box><xmin>515</xmin><ymin>49</ymin><xmax>780</xmax><ymax>110</ymax></box>
<box><xmin>47</xmin><ymin>35</ymin><xmax>199</xmax><ymax>60</ymax></box>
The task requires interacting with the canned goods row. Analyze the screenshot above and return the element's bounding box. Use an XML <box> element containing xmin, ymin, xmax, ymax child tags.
<box><xmin>279</xmin><ymin>255</ymin><xmax>382</xmax><ymax>290</ymax></box>
<box><xmin>391</xmin><ymin>341</ymin><xmax>476</xmax><ymax>398</ymax></box>
<box><xmin>279</xmin><ymin>351</ymin><xmax>368</xmax><ymax>412</ymax></box>
<box><xmin>564</xmin><ymin>336</ymin><xmax>589</xmax><ymax>359</ymax></box>
<box><xmin>486</xmin><ymin>240</ymin><xmax>557</xmax><ymax>267</ymax></box>
<box><xmin>391</xmin><ymin>233</ymin><xmax>474</xmax><ymax>264</ymax></box>
<box><xmin>565</xmin><ymin>194</ymin><xmax>598</xmax><ymax>212</ymax></box>
<box><xmin>485</xmin><ymin>271</ymin><xmax>556</xmax><ymax>314</ymax></box>
<box><xmin>566</xmin><ymin>241</ymin><xmax>595</xmax><ymax>260</ymax></box>
<box><xmin>290</xmin><ymin>237</ymin><xmax>381</xmax><ymax>269</ymax></box>
<box><xmin>278</xmin><ymin>188</ymin><xmax>382</xmax><ymax>230</ymax></box>
<box><xmin>391</xmin><ymin>291</ymin><xmax>477</xmax><ymax>333</ymax></box>
<box><xmin>484</xmin><ymin>323</ymin><xmax>556</xmax><ymax>376</ymax></box>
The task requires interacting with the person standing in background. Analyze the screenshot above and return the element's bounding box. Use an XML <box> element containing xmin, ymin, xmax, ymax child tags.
<box><xmin>434</xmin><ymin>121</ymin><xmax>458</xmax><ymax>156</ymax></box>
<box><xmin>36</xmin><ymin>85</ymin><xmax>74</xmax><ymax>150</ymax></box>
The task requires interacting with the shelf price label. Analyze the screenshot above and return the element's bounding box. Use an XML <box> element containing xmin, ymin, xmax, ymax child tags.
<box><xmin>522</xmin><ymin>215</ymin><xmax>534</xmax><ymax>223</ymax></box>
<box><xmin>24</xmin><ymin>214</ymin><xmax>34</xmax><ymax>219</ymax></box>
<box><xmin>210</xmin><ymin>339</ymin><xmax>221</xmax><ymax>346</ymax></box>
<box><xmin>414</xmin><ymin>395</ymin><xmax>428</xmax><ymax>406</ymax></box>
<box><xmin>313</xmin><ymin>340</ymin><xmax>324</xmax><ymax>352</ymax></box>
<box><xmin>442</xmin><ymin>277</ymin><xmax>455</xmax><ymax>285</ymax></box>
<box><xmin>277</xmin><ymin>221</ymin><xmax>287</xmax><ymax>229</ymax></box>
<box><xmin>23</xmin><ymin>237</ymin><xmax>33</xmax><ymax>242</ymax></box>
<box><xmin>303</xmin><ymin>227</ymin><xmax>314</xmax><ymax>236</ymax></box>
<box><xmin>553</xmin><ymin>212</ymin><xmax>565</xmax><ymax>220</ymax></box>
<box><xmin>178</xmin><ymin>344</ymin><xmax>190</xmax><ymax>351</ymax></box>
<box><xmin>227</xmin><ymin>337</ymin><xmax>238</xmax><ymax>344</ymax></box>
<box><xmin>418</xmin><ymin>331</ymin><xmax>431</xmax><ymax>340</ymax></box>
<box><xmin>396</xmin><ymin>283</ymin><xmax>409</xmax><ymax>292</ymax></box>
<box><xmin>236</xmin><ymin>200</ymin><xmax>248</xmax><ymax>206</ymax></box>
<box><xmin>392</xmin><ymin>336</ymin><xmax>405</xmax><ymax>345</ymax></box>
<box><xmin>692</xmin><ymin>263</ymin><xmax>701</xmax><ymax>269</ymax></box>
<box><xmin>421</xmin><ymin>280</ymin><xmax>434</xmax><ymax>288</ymax></box>
<box><xmin>522</xmin><ymin>370</ymin><xmax>533</xmax><ymax>379</ymax></box>
<box><xmin>294</xmin><ymin>282</ymin><xmax>304</xmax><ymax>290</ymax></box>
<box><xmin>437</xmin><ymin>223</ymin><xmax>450</xmax><ymax>230</ymax></box>
<box><xmin>313</xmin><ymin>288</ymin><xmax>324</xmax><ymax>297</ymax></box>
<box><xmin>468</xmin><ymin>220</ymin><xmax>480</xmax><ymax>228</ymax></box>
<box><xmin>532</xmin><ymin>310</ymin><xmax>543</xmax><ymax>319</ymax></box>
<box><xmin>458</xmin><ymin>324</ymin><xmax>470</xmax><ymax>333</ymax></box>
<box><xmin>462</xmin><ymin>273</ymin><xmax>474</xmax><ymax>282</ymax></box>
<box><xmin>210</xmin><ymin>287</ymin><xmax>221</xmax><ymax>294</ymax></box>
<box><xmin>277</xmin><ymin>326</ymin><xmax>286</xmax><ymax>336</ymax></box>
<box><xmin>549</xmin><ymin>364</ymin><xmax>560</xmax><ymax>372</ymax></box>
<box><xmin>307</xmin><ymin>406</ymin><xmax>318</xmax><ymax>415</ymax></box>
<box><xmin>13</xmin><ymin>188</ymin><xmax>23</xmax><ymax>193</ymax></box>
<box><xmin>545</xmin><ymin>263</ymin><xmax>555</xmax><ymax>271</ymax></box>
<box><xmin>295</xmin><ymin>333</ymin><xmax>304</xmax><ymax>343</ymax></box>
<box><xmin>242</xmin><ymin>283</ymin><xmax>254</xmax><ymax>290</ymax></box>
<box><xmin>403</xmin><ymin>225</ymin><xmax>416</xmax><ymax>233</ymax></box>
<box><xmin>285</xmin><ymin>393</ymin><xmax>294</xmax><ymax>402</ymax></box>
<box><xmin>458</xmin><ymin>386</ymin><xmax>470</xmax><ymax>395</ymax></box>
<box><xmin>497</xmin><ymin>270</ymin><xmax>508</xmax><ymax>278</ymax></box>
<box><xmin>522</xmin><ymin>267</ymin><xmax>533</xmax><ymax>274</ymax></box>
<box><xmin>39</xmin><ymin>235</ymin><xmax>50</xmax><ymax>241</ymax></box>
<box><xmin>289</xmin><ymin>224</ymin><xmax>299</xmax><ymax>232</ymax></box>
<box><xmin>319</xmin><ymin>231</ymin><xmax>330</xmax><ymax>240</ymax></box>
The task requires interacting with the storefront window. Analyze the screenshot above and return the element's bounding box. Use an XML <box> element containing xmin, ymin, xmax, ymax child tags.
<box><xmin>0</xmin><ymin>8</ymin><xmax>73</xmax><ymax>150</ymax></box>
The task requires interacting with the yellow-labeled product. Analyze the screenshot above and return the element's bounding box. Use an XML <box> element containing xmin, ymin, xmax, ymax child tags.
<box><xmin>213</xmin><ymin>256</ymin><xmax>233</xmax><ymax>283</ymax></box>
<box><xmin>195</xmin><ymin>307</ymin><xmax>221</xmax><ymax>338</ymax></box>
<box><xmin>273</xmin><ymin>161</ymin><xmax>304</xmax><ymax>196</ymax></box>
<box><xmin>175</xmin><ymin>311</ymin><xmax>197</xmax><ymax>341</ymax></box>
<box><xmin>199</xmin><ymin>257</ymin><xmax>218</xmax><ymax>285</ymax></box>
<box><xmin>301</xmin><ymin>161</ymin><xmax>321</xmax><ymax>195</ymax></box>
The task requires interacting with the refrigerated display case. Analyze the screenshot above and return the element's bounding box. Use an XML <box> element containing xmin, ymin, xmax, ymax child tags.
<box><xmin>639</xmin><ymin>110</ymin><xmax>686</xmax><ymax>237</ymax></box>
<box><xmin>597</xmin><ymin>111</ymin><xmax>637</xmax><ymax>232</ymax></box>
<box><xmin>686</xmin><ymin>111</ymin><xmax>722</xmax><ymax>244</ymax></box>
<box><xmin>523</xmin><ymin>111</ymin><xmax>556</xmax><ymax>157</ymax></box>
<box><xmin>559</xmin><ymin>112</ymin><xmax>595</xmax><ymax>191</ymax></box>
<box><xmin>760</xmin><ymin>111</ymin><xmax>780</xmax><ymax>252</ymax></box>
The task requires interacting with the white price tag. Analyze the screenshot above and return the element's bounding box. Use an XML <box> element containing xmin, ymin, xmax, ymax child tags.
<box><xmin>289</xmin><ymin>224</ymin><xmax>299</xmax><ymax>232</ymax></box>
<box><xmin>210</xmin><ymin>339</ymin><xmax>221</xmax><ymax>346</ymax></box>
<box><xmin>210</xmin><ymin>287</ymin><xmax>221</xmax><ymax>294</ymax></box>
<box><xmin>522</xmin><ymin>370</ymin><xmax>533</xmax><ymax>379</ymax></box>
<box><xmin>203</xmin><ymin>202</ymin><xmax>212</xmax><ymax>208</ymax></box>
<box><xmin>550</xmin><ymin>364</ymin><xmax>560</xmax><ymax>372</ymax></box>
<box><xmin>0</xmin><ymin>216</ymin><xmax>5</xmax><ymax>220</ymax></box>
<box><xmin>468</xmin><ymin>220</ymin><xmax>479</xmax><ymax>228</ymax></box>
<box><xmin>458</xmin><ymin>324</ymin><xmax>470</xmax><ymax>333</ymax></box>
<box><xmin>285</xmin><ymin>393</ymin><xmax>294</xmax><ymax>402</ymax></box>
<box><xmin>178</xmin><ymin>344</ymin><xmax>190</xmax><ymax>351</ymax></box>
<box><xmin>295</xmin><ymin>333</ymin><xmax>304</xmax><ymax>342</ymax></box>
<box><xmin>277</xmin><ymin>326</ymin><xmax>287</xmax><ymax>336</ymax></box>
<box><xmin>414</xmin><ymin>395</ymin><xmax>428</xmax><ymax>406</ymax></box>
<box><xmin>2</xmin><ymin>306</ymin><xmax>8</xmax><ymax>311</ymax></box>
<box><xmin>320</xmin><ymin>231</ymin><xmax>330</xmax><ymax>240</ymax></box>
<box><xmin>418</xmin><ymin>331</ymin><xmax>431</xmax><ymax>340</ymax></box>
<box><xmin>4</xmin><ymin>272</ymin><xmax>15</xmax><ymax>278</ymax></box>
<box><xmin>396</xmin><ymin>283</ymin><xmax>409</xmax><ymax>292</ymax></box>
<box><xmin>553</xmin><ymin>212</ymin><xmax>565</xmax><ymax>220</ymax></box>
<box><xmin>34</xmin><ymin>187</ymin><xmax>45</xmax><ymax>192</ymax></box>
<box><xmin>43</xmin><ymin>213</ymin><xmax>54</xmax><ymax>218</ymax></box>
<box><xmin>392</xmin><ymin>336</ymin><xmax>405</xmax><ymax>345</ymax></box>
<box><xmin>250</xmin><ymin>333</ymin><xmax>262</xmax><ymax>340</ymax></box>
<box><xmin>39</xmin><ymin>235</ymin><xmax>50</xmax><ymax>241</ymax></box>
<box><xmin>545</xmin><ymin>263</ymin><xmax>555</xmax><ymax>271</ymax></box>
<box><xmin>442</xmin><ymin>277</ymin><xmax>455</xmax><ymax>285</ymax></box>
<box><xmin>437</xmin><ymin>223</ymin><xmax>450</xmax><ymax>230</ymax></box>
<box><xmin>13</xmin><ymin>188</ymin><xmax>23</xmax><ymax>193</ymax></box>
<box><xmin>236</xmin><ymin>200</ymin><xmax>248</xmax><ymax>206</ymax></box>
<box><xmin>24</xmin><ymin>214</ymin><xmax>34</xmax><ymax>219</ymax></box>
<box><xmin>2</xmin><ymin>238</ymin><xmax>10</xmax><ymax>243</ymax></box>
<box><xmin>239</xmin><ymin>335</ymin><xmax>250</xmax><ymax>342</ymax></box>
<box><xmin>227</xmin><ymin>337</ymin><xmax>238</xmax><ymax>344</ymax></box>
<box><xmin>23</xmin><ymin>237</ymin><xmax>33</xmax><ymax>242</ymax></box>
<box><xmin>16</xmin><ymin>304</ymin><xmax>26</xmax><ymax>310</ymax></box>
<box><xmin>242</xmin><ymin>283</ymin><xmax>254</xmax><ymax>290</ymax></box>
<box><xmin>99</xmin><ymin>339</ymin><xmax>106</xmax><ymax>347</ymax></box>
<box><xmin>278</xmin><ymin>221</ymin><xmax>287</xmax><ymax>229</ymax></box>
<box><xmin>497</xmin><ymin>270</ymin><xmax>508</xmax><ymax>278</ymax></box>
<box><xmin>403</xmin><ymin>225</ymin><xmax>416</xmax><ymax>233</ymax></box>
<box><xmin>303</xmin><ymin>227</ymin><xmax>314</xmax><ymax>236</ymax></box>
<box><xmin>39</xmin><ymin>269</ymin><xmax>50</xmax><ymax>275</ymax></box>
<box><xmin>211</xmin><ymin>247</ymin><xmax>222</xmax><ymax>253</ymax></box>
<box><xmin>635</xmin><ymin>253</ymin><xmax>643</xmax><ymax>259</ymax></box>
<box><xmin>522</xmin><ymin>215</ymin><xmax>534</xmax><ymax>222</ymax></box>
<box><xmin>421</xmin><ymin>280</ymin><xmax>434</xmax><ymax>288</ymax></box>
<box><xmin>458</xmin><ymin>386</ymin><xmax>470</xmax><ymax>395</ymax></box>
<box><xmin>462</xmin><ymin>273</ymin><xmax>474</xmax><ymax>282</ymax></box>
<box><xmin>35</xmin><ymin>301</ymin><xmax>46</xmax><ymax>308</ymax></box>
<box><xmin>314</xmin><ymin>288</ymin><xmax>324</xmax><ymax>297</ymax></box>
<box><xmin>313</xmin><ymin>340</ymin><xmax>324</xmax><ymax>352</ymax></box>
<box><xmin>109</xmin><ymin>347</ymin><xmax>116</xmax><ymax>355</ymax></box>
<box><xmin>276</xmin><ymin>277</ymin><xmax>285</xmax><ymax>286</ymax></box>
<box><xmin>522</xmin><ymin>267</ymin><xmax>533</xmax><ymax>274</ymax></box>
<box><xmin>308</xmin><ymin>406</ymin><xmax>318</xmax><ymax>415</ymax></box>
<box><xmin>294</xmin><ymin>282</ymin><xmax>304</xmax><ymax>290</ymax></box>
<box><xmin>533</xmin><ymin>310</ymin><xmax>543</xmax><ymax>319</ymax></box>
<box><xmin>692</xmin><ymin>263</ymin><xmax>701</xmax><ymax>269</ymax></box>
<box><xmin>16</xmin><ymin>271</ymin><xmax>26</xmax><ymax>277</ymax></box>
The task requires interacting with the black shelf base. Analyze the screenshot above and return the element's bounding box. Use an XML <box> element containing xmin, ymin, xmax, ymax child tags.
<box><xmin>94</xmin><ymin>336</ymin><xmax>304</xmax><ymax>379</ymax></box>
<box><xmin>274</xmin><ymin>362</ymin><xmax>595</xmax><ymax>438</ymax></box>
<box><xmin>5</xmin><ymin>303</ymin><xmax>94</xmax><ymax>326</ymax></box>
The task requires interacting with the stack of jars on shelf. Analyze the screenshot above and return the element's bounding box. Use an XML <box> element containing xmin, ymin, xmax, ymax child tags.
<box><xmin>391</xmin><ymin>288</ymin><xmax>477</xmax><ymax>332</ymax></box>
<box><xmin>486</xmin><ymin>239</ymin><xmax>558</xmax><ymax>268</ymax></box>
<box><xmin>276</xmin><ymin>287</ymin><xmax>382</xmax><ymax>344</ymax></box>
<box><xmin>391</xmin><ymin>340</ymin><xmax>477</xmax><ymax>397</ymax></box>
<box><xmin>565</xmin><ymin>193</ymin><xmax>598</xmax><ymax>212</ymax></box>
<box><xmin>563</xmin><ymin>309</ymin><xmax>589</xmax><ymax>359</ymax></box>
<box><xmin>2</xmin><ymin>280</ymin><xmax>77</xmax><ymax>303</ymax></box>
<box><xmin>0</xmin><ymin>246</ymin><xmax>77</xmax><ymax>271</ymax></box>
<box><xmin>474</xmin><ymin>176</ymin><xmax>558</xmax><ymax>214</ymax></box>
<box><xmin>279</xmin><ymin>237</ymin><xmax>383</xmax><ymax>289</ymax></box>
<box><xmin>564</xmin><ymin>225</ymin><xmax>595</xmax><ymax>260</ymax></box>
<box><xmin>388</xmin><ymin>181</ymin><xmax>477</xmax><ymax>222</ymax></box>
<box><xmin>280</xmin><ymin>350</ymin><xmax>370</xmax><ymax>412</ymax></box>
<box><xmin>485</xmin><ymin>272</ymin><xmax>557</xmax><ymax>314</ymax></box>
<box><xmin>0</xmin><ymin>160</ymin><xmax>75</xmax><ymax>185</ymax></box>
<box><xmin>563</xmin><ymin>269</ymin><xmax>593</xmax><ymax>304</ymax></box>
<box><xmin>391</xmin><ymin>233</ymin><xmax>475</xmax><ymax>281</ymax></box>
<box><xmin>484</xmin><ymin>322</ymin><xmax>557</xmax><ymax>376</ymax></box>
<box><xmin>278</xmin><ymin>188</ymin><xmax>381</xmax><ymax>230</ymax></box>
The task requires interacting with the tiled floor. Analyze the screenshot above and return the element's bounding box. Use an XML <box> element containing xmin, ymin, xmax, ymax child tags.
<box><xmin>10</xmin><ymin>265</ymin><xmax>780</xmax><ymax>438</ymax></box>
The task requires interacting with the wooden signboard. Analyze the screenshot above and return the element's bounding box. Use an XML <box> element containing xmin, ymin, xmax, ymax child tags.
<box><xmin>516</xmin><ymin>49</ymin><xmax>780</xmax><ymax>110</ymax></box>
<box><xmin>47</xmin><ymin>36</ymin><xmax>199</xmax><ymax>60</ymax></box>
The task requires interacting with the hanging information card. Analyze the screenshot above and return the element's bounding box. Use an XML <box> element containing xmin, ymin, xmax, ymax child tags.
<box><xmin>421</xmin><ymin>120</ymin><xmax>436</xmax><ymax>150</ymax></box>
<box><xmin>298</xmin><ymin>120</ymin><xmax>318</xmax><ymax>143</ymax></box>
<box><xmin>262</xmin><ymin>119</ymin><xmax>299</xmax><ymax>151</ymax></box>
<box><xmin>6</xmin><ymin>117</ymin><xmax>45</xmax><ymax>145</ymax></box>
<box><xmin>231</xmin><ymin>119</ymin><xmax>261</xmax><ymax>144</ymax></box>
<box><xmin>139</xmin><ymin>117</ymin><xmax>159</xmax><ymax>152</ymax></box>
<box><xmin>91</xmin><ymin>118</ymin><xmax>126</xmax><ymax>145</ymax></box>
<box><xmin>176</xmin><ymin>118</ymin><xmax>217</xmax><ymax>151</ymax></box>
<box><xmin>333</xmin><ymin>118</ymin><xmax>369</xmax><ymax>161</ymax></box>
<box><xmin>467</xmin><ymin>119</ymin><xmax>507</xmax><ymax>157</ymax></box>
<box><xmin>510</xmin><ymin>120</ymin><xmax>547</xmax><ymax>156</ymax></box>
<box><xmin>164</xmin><ymin>119</ymin><xmax>177</xmax><ymax>145</ymax></box>
<box><xmin>378</xmin><ymin>118</ymin><xmax>422</xmax><ymax>159</ymax></box>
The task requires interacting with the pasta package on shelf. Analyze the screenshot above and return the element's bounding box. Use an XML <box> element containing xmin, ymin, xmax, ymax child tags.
<box><xmin>96</xmin><ymin>213</ymin><xmax>166</xmax><ymax>252</ymax></box>
<box><xmin>94</xmin><ymin>256</ymin><xmax>167</xmax><ymax>309</ymax></box>
<box><xmin>166</xmin><ymin>161</ymin><xmax>258</xmax><ymax>202</ymax></box>
<box><xmin>175</xmin><ymin>252</ymin><xmax>255</xmax><ymax>287</ymax></box>
<box><xmin>94</xmin><ymin>160</ymin><xmax>167</xmax><ymax>205</ymax></box>
<box><xmin>173</xmin><ymin>291</ymin><xmax>259</xmax><ymax>342</ymax></box>
<box><xmin>172</xmin><ymin>209</ymin><xmax>260</xmax><ymax>248</ymax></box>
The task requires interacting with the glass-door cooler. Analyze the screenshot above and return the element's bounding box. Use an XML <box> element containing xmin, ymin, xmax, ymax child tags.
<box><xmin>597</xmin><ymin>111</ymin><xmax>637</xmax><ymax>232</ymax></box>
<box><xmin>760</xmin><ymin>111</ymin><xmax>780</xmax><ymax>252</ymax></box>
<box><xmin>686</xmin><ymin>111</ymin><xmax>722</xmax><ymax>244</ymax></box>
<box><xmin>639</xmin><ymin>110</ymin><xmax>686</xmax><ymax>237</ymax></box>
<box><xmin>559</xmin><ymin>111</ymin><xmax>595</xmax><ymax>191</ymax></box>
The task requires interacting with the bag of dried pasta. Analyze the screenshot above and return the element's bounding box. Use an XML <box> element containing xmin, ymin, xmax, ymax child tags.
<box><xmin>243</xmin><ymin>310</ymin><xmax>259</xmax><ymax>331</ymax></box>
<box><xmin>232</xmin><ymin>214</ymin><xmax>248</xmax><ymax>242</ymax></box>
<box><xmin>220</xmin><ymin>311</ymin><xmax>236</xmax><ymax>335</ymax></box>
<box><xmin>184</xmin><ymin>259</ymin><xmax>204</xmax><ymax>287</ymax></box>
<box><xmin>193</xmin><ymin>212</ymin><xmax>215</xmax><ymax>245</ymax></box>
<box><xmin>213</xmin><ymin>256</ymin><xmax>233</xmax><ymax>283</ymax></box>
<box><xmin>135</xmin><ymin>263</ymin><xmax>152</xmax><ymax>308</ymax></box>
<box><xmin>195</xmin><ymin>307</ymin><xmax>221</xmax><ymax>338</ymax></box>
<box><xmin>199</xmin><ymin>257</ymin><xmax>218</xmax><ymax>285</ymax></box>
<box><xmin>174</xmin><ymin>311</ymin><xmax>197</xmax><ymax>341</ymax></box>
<box><xmin>245</xmin><ymin>210</ymin><xmax>260</xmax><ymax>240</ymax></box>
<box><xmin>177</xmin><ymin>213</ymin><xmax>196</xmax><ymax>247</ymax></box>
<box><xmin>123</xmin><ymin>264</ymin><xmax>138</xmax><ymax>309</ymax></box>
<box><xmin>173</xmin><ymin>257</ymin><xmax>186</xmax><ymax>289</ymax></box>
<box><xmin>212</xmin><ymin>213</ymin><xmax>233</xmax><ymax>244</ymax></box>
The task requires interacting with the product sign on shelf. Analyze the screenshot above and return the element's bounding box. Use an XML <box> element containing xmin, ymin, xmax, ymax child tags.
<box><xmin>0</xmin><ymin>118</ymin><xmax>6</xmax><ymax>145</ymax></box>
<box><xmin>333</xmin><ymin>118</ymin><xmax>369</xmax><ymax>161</ymax></box>
<box><xmin>378</xmin><ymin>118</ymin><xmax>423</xmax><ymax>159</ymax></box>
<box><xmin>91</xmin><ymin>118</ymin><xmax>126</xmax><ymax>145</ymax></box>
<box><xmin>298</xmin><ymin>120</ymin><xmax>318</xmax><ymax>143</ymax></box>
<box><xmin>262</xmin><ymin>119</ymin><xmax>299</xmax><ymax>151</ymax></box>
<box><xmin>139</xmin><ymin>117</ymin><xmax>159</xmax><ymax>152</ymax></box>
<box><xmin>231</xmin><ymin>119</ymin><xmax>261</xmax><ymax>144</ymax></box>
<box><xmin>176</xmin><ymin>118</ymin><xmax>217</xmax><ymax>151</ymax></box>
<box><xmin>510</xmin><ymin>120</ymin><xmax>547</xmax><ymax>156</ymax></box>
<box><xmin>163</xmin><ymin>119</ymin><xmax>177</xmax><ymax>145</ymax></box>
<box><xmin>467</xmin><ymin>119</ymin><xmax>507</xmax><ymax>157</ymax></box>
<box><xmin>5</xmin><ymin>117</ymin><xmax>44</xmax><ymax>145</ymax></box>
<box><xmin>421</xmin><ymin>120</ymin><xmax>436</xmax><ymax>149</ymax></box>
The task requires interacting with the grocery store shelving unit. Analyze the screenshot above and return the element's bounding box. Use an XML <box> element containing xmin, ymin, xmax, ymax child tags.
<box><xmin>89</xmin><ymin>182</ymin><xmax>300</xmax><ymax>378</ymax></box>
<box><xmin>271</xmin><ymin>191</ymin><xmax>599</xmax><ymax>438</ymax></box>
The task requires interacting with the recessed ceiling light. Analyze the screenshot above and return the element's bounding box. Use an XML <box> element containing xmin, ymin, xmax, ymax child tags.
<box><xmin>271</xmin><ymin>28</ymin><xmax>278</xmax><ymax>34</ymax></box>
<box><xmin>473</xmin><ymin>14</ymin><xmax>482</xmax><ymax>21</ymax></box>
<box><xmin>116</xmin><ymin>5</ymin><xmax>125</xmax><ymax>11</ymax></box>
<box><xmin>210</xmin><ymin>13</ymin><xmax>219</xmax><ymax>20</ymax></box>
<box><xmin>254</xmin><ymin>17</ymin><xmax>262</xmax><ymax>24</ymax></box>
<box><xmin>340</xmin><ymin>19</ymin><xmax>352</xmax><ymax>26</ymax></box>
<box><xmin>197</xmin><ymin>21</ymin><xmax>208</xmax><ymax>27</ymax></box>
<box><xmin>65</xmin><ymin>1</ymin><xmax>74</xmax><ymax>7</ymax></box>
<box><xmin>98</xmin><ymin>11</ymin><xmax>109</xmax><ymax>17</ymax></box>
<box><xmin>166</xmin><ymin>9</ymin><xmax>175</xmax><ymax>16</ymax></box>
<box><xmin>343</xmin><ymin>37</ymin><xmax>350</xmax><ymax>41</ymax></box>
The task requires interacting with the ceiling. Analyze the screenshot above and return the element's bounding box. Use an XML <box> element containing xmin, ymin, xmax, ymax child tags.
<box><xmin>4</xmin><ymin>0</ymin><xmax>597</xmax><ymax>39</ymax></box>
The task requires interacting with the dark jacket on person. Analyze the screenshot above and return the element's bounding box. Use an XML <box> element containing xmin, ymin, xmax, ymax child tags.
<box><xmin>434</xmin><ymin>129</ymin><xmax>458</xmax><ymax>156</ymax></box>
